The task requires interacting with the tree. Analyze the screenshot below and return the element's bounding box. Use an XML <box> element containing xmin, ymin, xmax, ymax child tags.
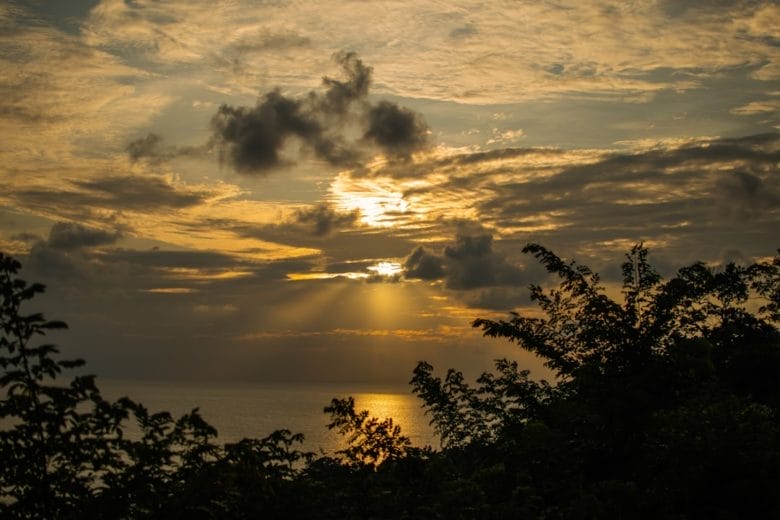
<box><xmin>324</xmin><ymin>397</ymin><xmax>411</xmax><ymax>467</ymax></box>
<box><xmin>3</xmin><ymin>244</ymin><xmax>778</xmax><ymax>518</ymax></box>
<box><xmin>0</xmin><ymin>253</ymin><xmax>224</xmax><ymax>518</ymax></box>
<box><xmin>411</xmin><ymin>243</ymin><xmax>780</xmax><ymax>518</ymax></box>
<box><xmin>0</xmin><ymin>253</ymin><xmax>126</xmax><ymax>517</ymax></box>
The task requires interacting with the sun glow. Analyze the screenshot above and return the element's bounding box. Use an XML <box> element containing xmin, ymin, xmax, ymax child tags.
<box><xmin>330</xmin><ymin>173</ymin><xmax>409</xmax><ymax>228</ymax></box>
<box><xmin>287</xmin><ymin>260</ymin><xmax>403</xmax><ymax>281</ymax></box>
<box><xmin>367</xmin><ymin>261</ymin><xmax>403</xmax><ymax>278</ymax></box>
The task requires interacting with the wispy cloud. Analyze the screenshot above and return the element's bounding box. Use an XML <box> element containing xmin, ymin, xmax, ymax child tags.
<box><xmin>73</xmin><ymin>0</ymin><xmax>779</xmax><ymax>104</ymax></box>
<box><xmin>331</xmin><ymin>133</ymin><xmax>779</xmax><ymax>272</ymax></box>
<box><xmin>1</xmin><ymin>0</ymin><xmax>777</xmax><ymax>383</ymax></box>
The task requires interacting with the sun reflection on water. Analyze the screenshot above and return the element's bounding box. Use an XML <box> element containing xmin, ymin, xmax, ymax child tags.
<box><xmin>351</xmin><ymin>391</ymin><xmax>437</xmax><ymax>448</ymax></box>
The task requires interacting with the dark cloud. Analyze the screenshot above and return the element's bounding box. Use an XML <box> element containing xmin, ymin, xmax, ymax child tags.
<box><xmin>71</xmin><ymin>176</ymin><xmax>208</xmax><ymax>210</ymax></box>
<box><xmin>546</xmin><ymin>63</ymin><xmax>565</xmax><ymax>75</ymax></box>
<box><xmin>392</xmin><ymin>132</ymin><xmax>779</xmax><ymax>273</ymax></box>
<box><xmin>443</xmin><ymin>232</ymin><xmax>524</xmax><ymax>290</ymax></box>
<box><xmin>47</xmin><ymin>222</ymin><xmax>120</xmax><ymax>250</ymax></box>
<box><xmin>319</xmin><ymin>51</ymin><xmax>372</xmax><ymax>115</ymax></box>
<box><xmin>211</xmin><ymin>91</ymin><xmax>322</xmax><ymax>172</ymax></box>
<box><xmin>25</xmin><ymin>240</ymin><xmax>81</xmax><ymax>279</ymax></box>
<box><xmin>714</xmin><ymin>169</ymin><xmax>779</xmax><ymax>221</ymax></box>
<box><xmin>449</xmin><ymin>24</ymin><xmax>477</xmax><ymax>39</ymax></box>
<box><xmin>102</xmin><ymin>248</ymin><xmax>242</xmax><ymax>270</ymax></box>
<box><xmin>403</xmin><ymin>229</ymin><xmax>526</xmax><ymax>290</ymax></box>
<box><xmin>658</xmin><ymin>0</ymin><xmax>756</xmax><ymax>18</ymax></box>
<box><xmin>19</xmin><ymin>222</ymin><xmax>122</xmax><ymax>280</ymax></box>
<box><xmin>210</xmin><ymin>52</ymin><xmax>429</xmax><ymax>174</ymax></box>
<box><xmin>461</xmin><ymin>286</ymin><xmax>532</xmax><ymax>311</ymax></box>
<box><xmin>11</xmin><ymin>176</ymin><xmax>210</xmax><ymax>223</ymax></box>
<box><xmin>126</xmin><ymin>133</ymin><xmax>165</xmax><ymax>162</ymax></box>
<box><xmin>404</xmin><ymin>246</ymin><xmax>445</xmax><ymax>280</ymax></box>
<box><xmin>364</xmin><ymin>101</ymin><xmax>429</xmax><ymax>157</ymax></box>
<box><xmin>481</xmin><ymin>134</ymin><xmax>780</xmax><ymax>225</ymax></box>
<box><xmin>9</xmin><ymin>232</ymin><xmax>41</xmax><ymax>243</ymax></box>
<box><xmin>126</xmin><ymin>133</ymin><xmax>207</xmax><ymax>164</ymax></box>
<box><xmin>206</xmin><ymin>204</ymin><xmax>360</xmax><ymax>245</ymax></box>
<box><xmin>293</xmin><ymin>203</ymin><xmax>359</xmax><ymax>236</ymax></box>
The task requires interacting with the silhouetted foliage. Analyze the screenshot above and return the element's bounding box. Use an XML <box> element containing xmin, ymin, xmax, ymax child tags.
<box><xmin>1</xmin><ymin>253</ymin><xmax>237</xmax><ymax>518</ymax></box>
<box><xmin>410</xmin><ymin>359</ymin><xmax>552</xmax><ymax>449</ymax></box>
<box><xmin>1</xmin><ymin>245</ymin><xmax>778</xmax><ymax>518</ymax></box>
<box><xmin>325</xmin><ymin>397</ymin><xmax>411</xmax><ymax>467</ymax></box>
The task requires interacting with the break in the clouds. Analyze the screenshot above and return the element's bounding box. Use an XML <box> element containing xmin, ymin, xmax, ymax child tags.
<box><xmin>210</xmin><ymin>52</ymin><xmax>429</xmax><ymax>173</ymax></box>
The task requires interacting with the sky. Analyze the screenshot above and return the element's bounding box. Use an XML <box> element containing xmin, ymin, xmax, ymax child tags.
<box><xmin>1</xmin><ymin>0</ymin><xmax>778</xmax><ymax>385</ymax></box>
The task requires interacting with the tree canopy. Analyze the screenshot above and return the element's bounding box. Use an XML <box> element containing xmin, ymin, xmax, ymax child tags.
<box><xmin>1</xmin><ymin>244</ymin><xmax>778</xmax><ymax>518</ymax></box>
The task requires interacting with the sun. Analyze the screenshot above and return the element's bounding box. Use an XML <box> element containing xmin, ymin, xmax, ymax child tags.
<box><xmin>367</xmin><ymin>261</ymin><xmax>403</xmax><ymax>278</ymax></box>
<box><xmin>329</xmin><ymin>173</ymin><xmax>409</xmax><ymax>228</ymax></box>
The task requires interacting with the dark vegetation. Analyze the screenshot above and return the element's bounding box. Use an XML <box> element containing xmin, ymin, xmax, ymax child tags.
<box><xmin>1</xmin><ymin>244</ymin><xmax>779</xmax><ymax>518</ymax></box>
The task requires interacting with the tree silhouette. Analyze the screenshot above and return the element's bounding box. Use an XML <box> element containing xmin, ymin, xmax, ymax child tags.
<box><xmin>1</xmin><ymin>244</ymin><xmax>778</xmax><ymax>518</ymax></box>
<box><xmin>412</xmin><ymin>243</ymin><xmax>780</xmax><ymax>518</ymax></box>
<box><xmin>0</xmin><ymin>253</ymin><xmax>124</xmax><ymax>517</ymax></box>
<box><xmin>1</xmin><ymin>253</ymin><xmax>229</xmax><ymax>518</ymax></box>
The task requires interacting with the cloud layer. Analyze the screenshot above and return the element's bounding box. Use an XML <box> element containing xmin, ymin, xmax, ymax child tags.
<box><xmin>0</xmin><ymin>1</ymin><xmax>777</xmax><ymax>384</ymax></box>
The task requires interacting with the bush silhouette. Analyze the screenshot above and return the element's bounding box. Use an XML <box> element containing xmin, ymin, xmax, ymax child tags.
<box><xmin>1</xmin><ymin>244</ymin><xmax>778</xmax><ymax>518</ymax></box>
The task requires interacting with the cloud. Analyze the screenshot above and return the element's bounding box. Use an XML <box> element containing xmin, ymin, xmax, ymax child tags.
<box><xmin>449</xmin><ymin>24</ymin><xmax>477</xmax><ymax>39</ymax></box>
<box><xmin>229</xmin><ymin>31</ymin><xmax>311</xmax><ymax>53</ymax></box>
<box><xmin>0</xmin><ymin>5</ymin><xmax>170</xmax><ymax>164</ymax></box>
<box><xmin>126</xmin><ymin>133</ymin><xmax>166</xmax><ymax>162</ymax></box>
<box><xmin>216</xmin><ymin>203</ymin><xmax>360</xmax><ymax>244</ymax></box>
<box><xmin>74</xmin><ymin>0</ymin><xmax>780</xmax><ymax>104</ymax></box>
<box><xmin>293</xmin><ymin>203</ymin><xmax>360</xmax><ymax>236</ymax></box>
<box><xmin>47</xmin><ymin>222</ymin><xmax>121</xmax><ymax>250</ymax></box>
<box><xmin>319</xmin><ymin>51</ymin><xmax>372</xmax><ymax>115</ymax></box>
<box><xmin>714</xmin><ymin>169</ymin><xmax>779</xmax><ymax>221</ymax></box>
<box><xmin>69</xmin><ymin>175</ymin><xmax>208</xmax><ymax>210</ymax></box>
<box><xmin>486</xmin><ymin>128</ymin><xmax>525</xmax><ymax>146</ymax></box>
<box><xmin>364</xmin><ymin>101</ymin><xmax>429</xmax><ymax>157</ymax></box>
<box><xmin>403</xmin><ymin>229</ymin><xmax>526</xmax><ymax>290</ymax></box>
<box><xmin>18</xmin><ymin>221</ymin><xmax>123</xmax><ymax>279</ymax></box>
<box><xmin>342</xmin><ymin>132</ymin><xmax>777</xmax><ymax>281</ymax></box>
<box><xmin>730</xmin><ymin>99</ymin><xmax>780</xmax><ymax>116</ymax></box>
<box><xmin>404</xmin><ymin>246</ymin><xmax>445</xmax><ymax>280</ymax></box>
<box><xmin>210</xmin><ymin>52</ymin><xmax>429</xmax><ymax>173</ymax></box>
<box><xmin>8</xmin><ymin>232</ymin><xmax>41</xmax><ymax>244</ymax></box>
<box><xmin>126</xmin><ymin>133</ymin><xmax>207</xmax><ymax>163</ymax></box>
<box><xmin>442</xmin><ymin>231</ymin><xmax>525</xmax><ymax>290</ymax></box>
<box><xmin>211</xmin><ymin>91</ymin><xmax>323</xmax><ymax>172</ymax></box>
<box><xmin>102</xmin><ymin>248</ymin><xmax>243</xmax><ymax>270</ymax></box>
<box><xmin>5</xmin><ymin>175</ymin><xmax>218</xmax><ymax>237</ymax></box>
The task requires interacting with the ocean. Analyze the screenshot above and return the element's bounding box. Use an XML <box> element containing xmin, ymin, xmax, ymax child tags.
<box><xmin>98</xmin><ymin>379</ymin><xmax>438</xmax><ymax>454</ymax></box>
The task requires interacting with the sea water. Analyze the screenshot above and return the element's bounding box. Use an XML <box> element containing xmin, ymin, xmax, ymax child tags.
<box><xmin>97</xmin><ymin>379</ymin><xmax>438</xmax><ymax>454</ymax></box>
